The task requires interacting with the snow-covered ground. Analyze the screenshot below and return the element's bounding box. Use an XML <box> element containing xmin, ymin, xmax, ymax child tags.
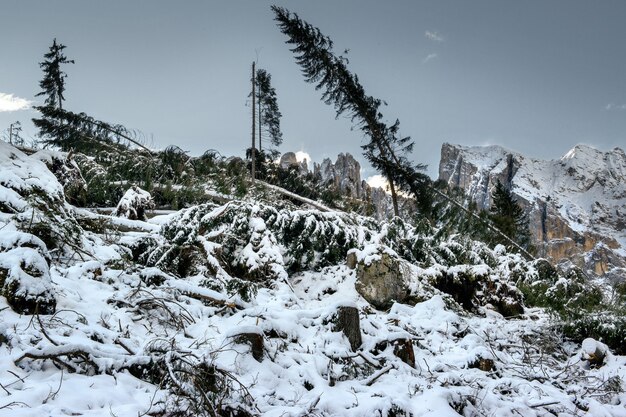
<box><xmin>1</xmin><ymin>142</ymin><xmax>625</xmax><ymax>416</ymax></box>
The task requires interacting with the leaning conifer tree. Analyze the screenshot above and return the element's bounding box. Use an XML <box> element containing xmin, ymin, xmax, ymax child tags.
<box><xmin>33</xmin><ymin>105</ymin><xmax>148</xmax><ymax>154</ymax></box>
<box><xmin>35</xmin><ymin>38</ymin><xmax>74</xmax><ymax>110</ymax></box>
<box><xmin>272</xmin><ymin>6</ymin><xmax>430</xmax><ymax>217</ymax></box>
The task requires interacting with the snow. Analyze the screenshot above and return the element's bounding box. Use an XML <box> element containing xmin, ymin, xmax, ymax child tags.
<box><xmin>0</xmin><ymin>141</ymin><xmax>65</xmax><ymax>199</ymax></box>
<box><xmin>115</xmin><ymin>185</ymin><xmax>155</xmax><ymax>221</ymax></box>
<box><xmin>0</xmin><ymin>142</ymin><xmax>625</xmax><ymax>416</ymax></box>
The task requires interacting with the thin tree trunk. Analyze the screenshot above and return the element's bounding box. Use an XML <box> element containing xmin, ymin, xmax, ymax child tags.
<box><xmin>370</xmin><ymin>133</ymin><xmax>400</xmax><ymax>217</ymax></box>
<box><xmin>388</xmin><ymin>177</ymin><xmax>399</xmax><ymax>217</ymax></box>
<box><xmin>258</xmin><ymin>90</ymin><xmax>262</xmax><ymax>154</ymax></box>
<box><xmin>9</xmin><ymin>123</ymin><xmax>13</xmax><ymax>145</ymax></box>
<box><xmin>251</xmin><ymin>62</ymin><xmax>256</xmax><ymax>183</ymax></box>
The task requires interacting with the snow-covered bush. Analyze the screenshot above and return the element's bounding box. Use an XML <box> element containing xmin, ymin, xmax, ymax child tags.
<box><xmin>0</xmin><ymin>238</ymin><xmax>56</xmax><ymax>314</ymax></box>
<box><xmin>33</xmin><ymin>149</ymin><xmax>87</xmax><ymax>206</ymax></box>
<box><xmin>132</xmin><ymin>201</ymin><xmax>528</xmax><ymax>316</ymax></box>
<box><xmin>0</xmin><ymin>142</ymin><xmax>81</xmax><ymax>251</ymax></box>
<box><xmin>115</xmin><ymin>185</ymin><xmax>155</xmax><ymax>221</ymax></box>
<box><xmin>517</xmin><ymin>259</ymin><xmax>626</xmax><ymax>354</ymax></box>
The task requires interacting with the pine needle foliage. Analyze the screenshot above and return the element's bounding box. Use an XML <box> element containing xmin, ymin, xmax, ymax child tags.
<box><xmin>35</xmin><ymin>39</ymin><xmax>74</xmax><ymax>110</ymax></box>
<box><xmin>32</xmin><ymin>105</ymin><xmax>142</xmax><ymax>153</ymax></box>
<box><xmin>254</xmin><ymin>68</ymin><xmax>283</xmax><ymax>152</ymax></box>
<box><xmin>272</xmin><ymin>6</ymin><xmax>431</xmax><ymax>217</ymax></box>
<box><xmin>489</xmin><ymin>181</ymin><xmax>532</xmax><ymax>251</ymax></box>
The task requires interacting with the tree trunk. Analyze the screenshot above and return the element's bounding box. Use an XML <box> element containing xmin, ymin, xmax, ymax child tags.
<box><xmin>251</xmin><ymin>61</ymin><xmax>256</xmax><ymax>183</ymax></box>
<box><xmin>334</xmin><ymin>305</ymin><xmax>362</xmax><ymax>351</ymax></box>
<box><xmin>371</xmin><ymin>136</ymin><xmax>399</xmax><ymax>217</ymax></box>
<box><xmin>388</xmin><ymin>176</ymin><xmax>399</xmax><ymax>217</ymax></box>
<box><xmin>258</xmin><ymin>89</ymin><xmax>262</xmax><ymax>154</ymax></box>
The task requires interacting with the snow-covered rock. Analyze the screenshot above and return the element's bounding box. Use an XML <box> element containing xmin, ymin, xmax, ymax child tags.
<box><xmin>354</xmin><ymin>245</ymin><xmax>412</xmax><ymax>309</ymax></box>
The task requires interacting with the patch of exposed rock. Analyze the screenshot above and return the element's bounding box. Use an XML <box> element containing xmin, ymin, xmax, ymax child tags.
<box><xmin>279</xmin><ymin>151</ymin><xmax>412</xmax><ymax>220</ymax></box>
<box><xmin>352</xmin><ymin>250</ymin><xmax>412</xmax><ymax>309</ymax></box>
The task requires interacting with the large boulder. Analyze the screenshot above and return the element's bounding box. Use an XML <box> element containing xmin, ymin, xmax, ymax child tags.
<box><xmin>353</xmin><ymin>246</ymin><xmax>411</xmax><ymax>309</ymax></box>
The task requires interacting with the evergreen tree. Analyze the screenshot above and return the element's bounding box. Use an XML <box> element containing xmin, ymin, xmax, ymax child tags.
<box><xmin>32</xmin><ymin>105</ymin><xmax>143</xmax><ymax>153</ymax></box>
<box><xmin>489</xmin><ymin>180</ymin><xmax>532</xmax><ymax>251</ymax></box>
<box><xmin>255</xmin><ymin>68</ymin><xmax>283</xmax><ymax>154</ymax></box>
<box><xmin>272</xmin><ymin>6</ymin><xmax>430</xmax><ymax>217</ymax></box>
<box><xmin>3</xmin><ymin>121</ymin><xmax>24</xmax><ymax>146</ymax></box>
<box><xmin>35</xmin><ymin>39</ymin><xmax>74</xmax><ymax>110</ymax></box>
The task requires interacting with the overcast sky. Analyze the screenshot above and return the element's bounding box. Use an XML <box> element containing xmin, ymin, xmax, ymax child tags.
<box><xmin>1</xmin><ymin>0</ymin><xmax>625</xmax><ymax>178</ymax></box>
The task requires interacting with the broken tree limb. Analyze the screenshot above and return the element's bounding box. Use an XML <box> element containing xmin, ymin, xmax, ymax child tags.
<box><xmin>363</xmin><ymin>364</ymin><xmax>395</xmax><ymax>386</ymax></box>
<box><xmin>256</xmin><ymin>180</ymin><xmax>332</xmax><ymax>212</ymax></box>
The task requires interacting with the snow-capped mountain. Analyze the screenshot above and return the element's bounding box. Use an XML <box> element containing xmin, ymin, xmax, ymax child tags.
<box><xmin>439</xmin><ymin>142</ymin><xmax>626</xmax><ymax>278</ymax></box>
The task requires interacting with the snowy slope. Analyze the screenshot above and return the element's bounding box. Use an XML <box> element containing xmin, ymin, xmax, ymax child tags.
<box><xmin>1</xmin><ymin>142</ymin><xmax>625</xmax><ymax>416</ymax></box>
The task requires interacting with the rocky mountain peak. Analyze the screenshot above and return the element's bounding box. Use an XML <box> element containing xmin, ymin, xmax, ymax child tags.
<box><xmin>314</xmin><ymin>152</ymin><xmax>363</xmax><ymax>198</ymax></box>
<box><xmin>438</xmin><ymin>142</ymin><xmax>626</xmax><ymax>278</ymax></box>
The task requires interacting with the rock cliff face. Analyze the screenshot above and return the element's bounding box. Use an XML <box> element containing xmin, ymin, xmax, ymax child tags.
<box><xmin>438</xmin><ymin>143</ymin><xmax>626</xmax><ymax>278</ymax></box>
<box><xmin>313</xmin><ymin>153</ymin><xmax>405</xmax><ymax>220</ymax></box>
<box><xmin>315</xmin><ymin>153</ymin><xmax>365</xmax><ymax>199</ymax></box>
<box><xmin>278</xmin><ymin>152</ymin><xmax>402</xmax><ymax>220</ymax></box>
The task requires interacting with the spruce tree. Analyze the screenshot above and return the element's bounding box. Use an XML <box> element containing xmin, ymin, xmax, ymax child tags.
<box><xmin>489</xmin><ymin>180</ymin><xmax>532</xmax><ymax>251</ymax></box>
<box><xmin>35</xmin><ymin>39</ymin><xmax>74</xmax><ymax>110</ymax></box>
<box><xmin>272</xmin><ymin>6</ymin><xmax>430</xmax><ymax>217</ymax></box>
<box><xmin>255</xmin><ymin>68</ymin><xmax>283</xmax><ymax>154</ymax></box>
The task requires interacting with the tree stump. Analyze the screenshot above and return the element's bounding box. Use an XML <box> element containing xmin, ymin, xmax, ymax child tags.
<box><xmin>582</xmin><ymin>338</ymin><xmax>607</xmax><ymax>368</ymax></box>
<box><xmin>374</xmin><ymin>335</ymin><xmax>415</xmax><ymax>368</ymax></box>
<box><xmin>228</xmin><ymin>326</ymin><xmax>265</xmax><ymax>361</ymax></box>
<box><xmin>392</xmin><ymin>339</ymin><xmax>415</xmax><ymax>368</ymax></box>
<box><xmin>334</xmin><ymin>305</ymin><xmax>362</xmax><ymax>351</ymax></box>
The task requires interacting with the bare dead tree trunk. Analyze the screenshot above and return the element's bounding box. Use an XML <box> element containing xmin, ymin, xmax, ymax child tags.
<box><xmin>251</xmin><ymin>62</ymin><xmax>256</xmax><ymax>184</ymax></box>
<box><xmin>258</xmin><ymin>86</ymin><xmax>262</xmax><ymax>154</ymax></box>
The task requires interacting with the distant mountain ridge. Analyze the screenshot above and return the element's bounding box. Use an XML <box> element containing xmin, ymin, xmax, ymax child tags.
<box><xmin>279</xmin><ymin>151</ymin><xmax>406</xmax><ymax>220</ymax></box>
<box><xmin>438</xmin><ymin>142</ymin><xmax>626</xmax><ymax>278</ymax></box>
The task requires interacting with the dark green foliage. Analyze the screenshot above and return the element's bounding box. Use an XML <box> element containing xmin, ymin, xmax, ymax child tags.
<box><xmin>35</xmin><ymin>38</ymin><xmax>74</xmax><ymax>110</ymax></box>
<box><xmin>489</xmin><ymin>181</ymin><xmax>532</xmax><ymax>252</ymax></box>
<box><xmin>254</xmin><ymin>68</ymin><xmax>283</xmax><ymax>152</ymax></box>
<box><xmin>517</xmin><ymin>260</ymin><xmax>625</xmax><ymax>353</ymax></box>
<box><xmin>272</xmin><ymin>6</ymin><xmax>431</xmax><ymax>217</ymax></box>
<box><xmin>562</xmin><ymin>312</ymin><xmax>626</xmax><ymax>355</ymax></box>
<box><xmin>33</xmin><ymin>105</ymin><xmax>139</xmax><ymax>153</ymax></box>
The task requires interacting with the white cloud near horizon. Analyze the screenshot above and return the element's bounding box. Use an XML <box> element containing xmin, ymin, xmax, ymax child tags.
<box><xmin>422</xmin><ymin>53</ymin><xmax>438</xmax><ymax>64</ymax></box>
<box><xmin>295</xmin><ymin>151</ymin><xmax>311</xmax><ymax>164</ymax></box>
<box><xmin>366</xmin><ymin>174</ymin><xmax>389</xmax><ymax>191</ymax></box>
<box><xmin>0</xmin><ymin>93</ymin><xmax>32</xmax><ymax>112</ymax></box>
<box><xmin>605</xmin><ymin>103</ymin><xmax>626</xmax><ymax>111</ymax></box>
<box><xmin>425</xmin><ymin>31</ymin><xmax>444</xmax><ymax>42</ymax></box>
